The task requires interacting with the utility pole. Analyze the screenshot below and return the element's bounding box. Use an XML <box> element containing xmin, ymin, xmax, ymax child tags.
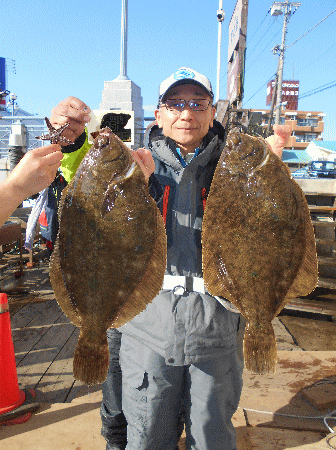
<box><xmin>216</xmin><ymin>1</ymin><xmax>225</xmax><ymax>102</ymax></box>
<box><xmin>271</xmin><ymin>1</ymin><xmax>300</xmax><ymax>124</ymax></box>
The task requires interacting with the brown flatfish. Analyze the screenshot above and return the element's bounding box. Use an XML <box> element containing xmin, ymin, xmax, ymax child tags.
<box><xmin>49</xmin><ymin>128</ymin><xmax>167</xmax><ymax>384</ymax></box>
<box><xmin>202</xmin><ymin>129</ymin><xmax>318</xmax><ymax>374</ymax></box>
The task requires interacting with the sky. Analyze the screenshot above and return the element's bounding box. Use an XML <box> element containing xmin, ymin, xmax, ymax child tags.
<box><xmin>1</xmin><ymin>0</ymin><xmax>336</xmax><ymax>140</ymax></box>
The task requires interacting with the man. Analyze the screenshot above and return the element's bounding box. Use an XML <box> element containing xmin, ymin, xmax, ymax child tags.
<box><xmin>0</xmin><ymin>145</ymin><xmax>63</xmax><ymax>228</ymax></box>
<box><xmin>50</xmin><ymin>67</ymin><xmax>291</xmax><ymax>450</ymax></box>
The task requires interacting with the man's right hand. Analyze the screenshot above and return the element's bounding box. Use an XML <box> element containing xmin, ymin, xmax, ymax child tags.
<box><xmin>50</xmin><ymin>97</ymin><xmax>91</xmax><ymax>145</ymax></box>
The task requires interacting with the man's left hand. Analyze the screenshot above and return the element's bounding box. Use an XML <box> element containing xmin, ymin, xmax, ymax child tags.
<box><xmin>131</xmin><ymin>148</ymin><xmax>155</xmax><ymax>183</ymax></box>
<box><xmin>266</xmin><ymin>125</ymin><xmax>291</xmax><ymax>158</ymax></box>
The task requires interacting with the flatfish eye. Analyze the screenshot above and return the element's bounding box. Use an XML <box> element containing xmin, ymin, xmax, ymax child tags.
<box><xmin>242</xmin><ymin>147</ymin><xmax>257</xmax><ymax>159</ymax></box>
<box><xmin>230</xmin><ymin>133</ymin><xmax>241</xmax><ymax>146</ymax></box>
<box><xmin>97</xmin><ymin>135</ymin><xmax>109</xmax><ymax>148</ymax></box>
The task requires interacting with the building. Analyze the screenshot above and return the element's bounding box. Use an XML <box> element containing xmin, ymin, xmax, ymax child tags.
<box><xmin>0</xmin><ymin>108</ymin><xmax>46</xmax><ymax>159</ymax></box>
<box><xmin>250</xmin><ymin>108</ymin><xmax>325</xmax><ymax>169</ymax></box>
<box><xmin>306</xmin><ymin>140</ymin><xmax>336</xmax><ymax>161</ymax></box>
<box><xmin>266</xmin><ymin>79</ymin><xmax>299</xmax><ymax>111</ymax></box>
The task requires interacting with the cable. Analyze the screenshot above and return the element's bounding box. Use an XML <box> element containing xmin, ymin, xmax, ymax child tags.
<box><xmin>243</xmin><ymin>74</ymin><xmax>275</xmax><ymax>106</ymax></box>
<box><xmin>247</xmin><ymin>7</ymin><xmax>272</xmax><ymax>45</ymax></box>
<box><xmin>287</xmin><ymin>8</ymin><xmax>336</xmax><ymax>48</ymax></box>
<box><xmin>326</xmin><ymin>432</ymin><xmax>336</xmax><ymax>450</ymax></box>
<box><xmin>299</xmin><ymin>81</ymin><xmax>336</xmax><ymax>100</ymax></box>
<box><xmin>246</xmin><ymin>22</ymin><xmax>275</xmax><ymax>59</ymax></box>
<box><xmin>241</xmin><ymin>406</ymin><xmax>336</xmax><ymax>433</ymax></box>
<box><xmin>299</xmin><ymin>80</ymin><xmax>336</xmax><ymax>97</ymax></box>
<box><xmin>245</xmin><ymin>27</ymin><xmax>282</xmax><ymax>73</ymax></box>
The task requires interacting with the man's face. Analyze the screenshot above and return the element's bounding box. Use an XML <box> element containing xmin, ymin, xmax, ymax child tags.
<box><xmin>154</xmin><ymin>84</ymin><xmax>216</xmax><ymax>155</ymax></box>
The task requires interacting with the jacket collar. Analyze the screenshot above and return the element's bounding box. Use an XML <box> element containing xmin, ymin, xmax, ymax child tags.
<box><xmin>147</xmin><ymin>122</ymin><xmax>224</xmax><ymax>171</ymax></box>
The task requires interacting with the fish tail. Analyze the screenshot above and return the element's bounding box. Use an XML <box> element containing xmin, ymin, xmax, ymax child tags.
<box><xmin>73</xmin><ymin>330</ymin><xmax>109</xmax><ymax>385</ymax></box>
<box><xmin>243</xmin><ymin>322</ymin><xmax>277</xmax><ymax>374</ymax></box>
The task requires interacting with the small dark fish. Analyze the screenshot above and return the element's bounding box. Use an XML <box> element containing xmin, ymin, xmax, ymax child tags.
<box><xmin>49</xmin><ymin>128</ymin><xmax>167</xmax><ymax>384</ymax></box>
<box><xmin>202</xmin><ymin>129</ymin><xmax>318</xmax><ymax>374</ymax></box>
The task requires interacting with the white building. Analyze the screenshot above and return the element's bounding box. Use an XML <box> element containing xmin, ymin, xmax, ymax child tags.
<box><xmin>306</xmin><ymin>140</ymin><xmax>336</xmax><ymax>161</ymax></box>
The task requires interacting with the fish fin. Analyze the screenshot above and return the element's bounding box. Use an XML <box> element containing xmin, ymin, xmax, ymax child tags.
<box><xmin>202</xmin><ymin>252</ymin><xmax>242</xmax><ymax>312</ymax></box>
<box><xmin>73</xmin><ymin>329</ymin><xmax>109</xmax><ymax>385</ymax></box>
<box><xmin>275</xmin><ymin>192</ymin><xmax>318</xmax><ymax>316</ymax></box>
<box><xmin>111</xmin><ymin>208</ymin><xmax>167</xmax><ymax>328</ymax></box>
<box><xmin>49</xmin><ymin>238</ymin><xmax>81</xmax><ymax>327</ymax></box>
<box><xmin>243</xmin><ymin>321</ymin><xmax>277</xmax><ymax>374</ymax></box>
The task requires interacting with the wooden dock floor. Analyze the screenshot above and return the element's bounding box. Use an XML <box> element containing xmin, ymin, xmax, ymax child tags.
<box><xmin>0</xmin><ymin>245</ymin><xmax>336</xmax><ymax>406</ymax></box>
<box><xmin>1</xmin><ymin>251</ymin><xmax>101</xmax><ymax>405</ymax></box>
<box><xmin>1</xmin><ymin>252</ymin><xmax>336</xmax><ymax>449</ymax></box>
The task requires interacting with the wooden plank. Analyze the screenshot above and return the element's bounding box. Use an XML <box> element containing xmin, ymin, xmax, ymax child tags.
<box><xmin>315</xmin><ymin>238</ymin><xmax>336</xmax><ymax>247</ymax></box>
<box><xmin>312</xmin><ymin>220</ymin><xmax>336</xmax><ymax>227</ymax></box>
<box><xmin>286</xmin><ymin>297</ymin><xmax>336</xmax><ymax>316</ymax></box>
<box><xmin>236</xmin><ymin>427</ymin><xmax>326</xmax><ymax>450</ymax></box>
<box><xmin>36</xmin><ymin>326</ymin><xmax>81</xmax><ymax>403</ymax></box>
<box><xmin>309</xmin><ymin>206</ymin><xmax>336</xmax><ymax>211</ymax></box>
<box><xmin>10</xmin><ymin>297</ymin><xmax>61</xmax><ymax>336</ymax></box>
<box><xmin>317</xmin><ymin>277</ymin><xmax>336</xmax><ymax>290</ymax></box>
<box><xmin>0</xmin><ymin>391</ymin><xmax>106</xmax><ymax>450</ymax></box>
<box><xmin>301</xmin><ymin>377</ymin><xmax>336</xmax><ymax>410</ymax></box>
<box><xmin>241</xmin><ymin>352</ymin><xmax>336</xmax><ymax>433</ymax></box>
<box><xmin>65</xmin><ymin>381</ymin><xmax>102</xmax><ymax>404</ymax></box>
<box><xmin>16</xmin><ymin>313</ymin><xmax>77</xmax><ymax>402</ymax></box>
<box><xmin>295</xmin><ymin>178</ymin><xmax>336</xmax><ymax>195</ymax></box>
<box><xmin>13</xmin><ymin>301</ymin><xmax>68</xmax><ymax>366</ymax></box>
<box><xmin>318</xmin><ymin>256</ymin><xmax>336</xmax><ymax>267</ymax></box>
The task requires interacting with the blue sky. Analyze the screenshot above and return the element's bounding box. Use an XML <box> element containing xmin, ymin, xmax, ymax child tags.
<box><xmin>1</xmin><ymin>0</ymin><xmax>336</xmax><ymax>140</ymax></box>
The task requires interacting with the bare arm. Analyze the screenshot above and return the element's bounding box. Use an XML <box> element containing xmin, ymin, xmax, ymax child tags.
<box><xmin>0</xmin><ymin>145</ymin><xmax>63</xmax><ymax>227</ymax></box>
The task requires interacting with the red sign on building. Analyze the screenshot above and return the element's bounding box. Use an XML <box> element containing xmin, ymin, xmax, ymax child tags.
<box><xmin>266</xmin><ymin>79</ymin><xmax>299</xmax><ymax>110</ymax></box>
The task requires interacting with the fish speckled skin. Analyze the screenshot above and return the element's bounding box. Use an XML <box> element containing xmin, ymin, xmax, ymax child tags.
<box><xmin>202</xmin><ymin>129</ymin><xmax>318</xmax><ymax>374</ymax></box>
<box><xmin>49</xmin><ymin>128</ymin><xmax>167</xmax><ymax>385</ymax></box>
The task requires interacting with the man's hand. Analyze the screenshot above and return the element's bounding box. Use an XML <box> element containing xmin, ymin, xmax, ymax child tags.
<box><xmin>266</xmin><ymin>125</ymin><xmax>291</xmax><ymax>158</ymax></box>
<box><xmin>131</xmin><ymin>148</ymin><xmax>155</xmax><ymax>182</ymax></box>
<box><xmin>50</xmin><ymin>97</ymin><xmax>91</xmax><ymax>145</ymax></box>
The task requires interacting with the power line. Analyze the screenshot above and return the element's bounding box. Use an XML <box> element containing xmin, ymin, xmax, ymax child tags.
<box><xmin>245</xmin><ymin>27</ymin><xmax>282</xmax><ymax>73</ymax></box>
<box><xmin>299</xmin><ymin>80</ymin><xmax>336</xmax><ymax>100</ymax></box>
<box><xmin>243</xmin><ymin>74</ymin><xmax>275</xmax><ymax>106</ymax></box>
<box><xmin>246</xmin><ymin>21</ymin><xmax>275</xmax><ymax>59</ymax></box>
<box><xmin>287</xmin><ymin>8</ymin><xmax>336</xmax><ymax>48</ymax></box>
<box><xmin>247</xmin><ymin>7</ymin><xmax>272</xmax><ymax>45</ymax></box>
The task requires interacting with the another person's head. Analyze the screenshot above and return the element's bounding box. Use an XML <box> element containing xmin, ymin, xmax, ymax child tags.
<box><xmin>155</xmin><ymin>68</ymin><xmax>216</xmax><ymax>155</ymax></box>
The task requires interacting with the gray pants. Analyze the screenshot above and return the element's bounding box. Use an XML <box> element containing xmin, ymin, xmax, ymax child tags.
<box><xmin>100</xmin><ymin>328</ymin><xmax>127</xmax><ymax>449</ymax></box>
<box><xmin>120</xmin><ymin>335</ymin><xmax>243</xmax><ymax>450</ymax></box>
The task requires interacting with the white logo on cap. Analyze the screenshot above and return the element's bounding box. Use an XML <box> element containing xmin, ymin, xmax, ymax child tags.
<box><xmin>174</xmin><ymin>69</ymin><xmax>195</xmax><ymax>80</ymax></box>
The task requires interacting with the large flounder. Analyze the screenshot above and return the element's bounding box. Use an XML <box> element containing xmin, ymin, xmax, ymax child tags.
<box><xmin>49</xmin><ymin>128</ymin><xmax>167</xmax><ymax>385</ymax></box>
<box><xmin>202</xmin><ymin>129</ymin><xmax>318</xmax><ymax>374</ymax></box>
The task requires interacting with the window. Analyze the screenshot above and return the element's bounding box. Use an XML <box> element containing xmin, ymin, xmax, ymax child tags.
<box><xmin>297</xmin><ymin>118</ymin><xmax>318</xmax><ymax>127</ymax></box>
<box><xmin>295</xmin><ymin>133</ymin><xmax>317</xmax><ymax>143</ymax></box>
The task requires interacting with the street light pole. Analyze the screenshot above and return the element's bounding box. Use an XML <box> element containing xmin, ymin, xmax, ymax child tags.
<box><xmin>119</xmin><ymin>0</ymin><xmax>129</xmax><ymax>80</ymax></box>
<box><xmin>216</xmin><ymin>1</ymin><xmax>225</xmax><ymax>102</ymax></box>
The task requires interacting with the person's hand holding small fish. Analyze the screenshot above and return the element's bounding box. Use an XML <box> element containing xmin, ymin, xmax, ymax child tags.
<box><xmin>0</xmin><ymin>145</ymin><xmax>63</xmax><ymax>227</ymax></box>
<box><xmin>7</xmin><ymin>145</ymin><xmax>63</xmax><ymax>198</ymax></box>
<box><xmin>131</xmin><ymin>148</ymin><xmax>155</xmax><ymax>182</ymax></box>
<box><xmin>50</xmin><ymin>97</ymin><xmax>91</xmax><ymax>144</ymax></box>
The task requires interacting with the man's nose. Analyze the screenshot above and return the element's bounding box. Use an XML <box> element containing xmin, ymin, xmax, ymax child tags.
<box><xmin>179</xmin><ymin>104</ymin><xmax>193</xmax><ymax>119</ymax></box>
